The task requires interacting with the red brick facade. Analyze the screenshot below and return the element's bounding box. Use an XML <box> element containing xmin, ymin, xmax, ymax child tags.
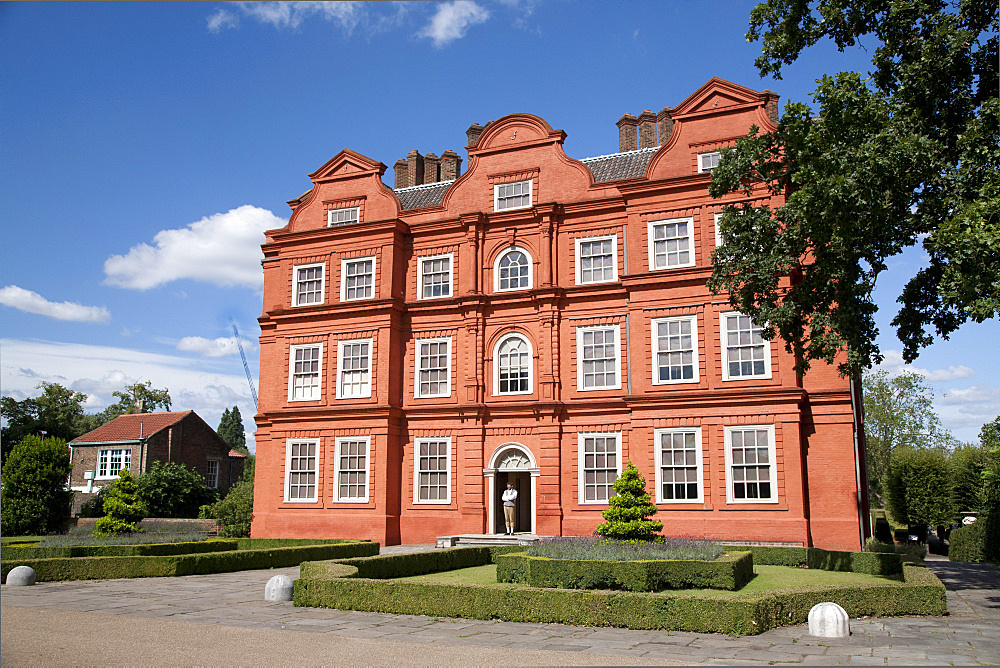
<box><xmin>251</xmin><ymin>78</ymin><xmax>869</xmax><ymax>550</ymax></box>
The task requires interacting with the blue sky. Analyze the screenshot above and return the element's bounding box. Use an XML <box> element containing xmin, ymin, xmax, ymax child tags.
<box><xmin>1</xmin><ymin>1</ymin><xmax>997</xmax><ymax>450</ymax></box>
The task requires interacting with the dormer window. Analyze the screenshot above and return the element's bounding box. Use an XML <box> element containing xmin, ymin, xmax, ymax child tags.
<box><xmin>494</xmin><ymin>180</ymin><xmax>532</xmax><ymax>211</ymax></box>
<box><xmin>328</xmin><ymin>207</ymin><xmax>360</xmax><ymax>227</ymax></box>
<box><xmin>698</xmin><ymin>152</ymin><xmax>722</xmax><ymax>173</ymax></box>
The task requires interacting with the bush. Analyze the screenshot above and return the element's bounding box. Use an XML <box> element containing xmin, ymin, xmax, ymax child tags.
<box><xmin>79</xmin><ymin>484</ymin><xmax>114</xmax><ymax>518</ymax></box>
<box><xmin>527</xmin><ymin>536</ymin><xmax>722</xmax><ymax>561</ymax></box>
<box><xmin>136</xmin><ymin>461</ymin><xmax>218</xmax><ymax>518</ymax></box>
<box><xmin>0</xmin><ymin>435</ymin><xmax>73</xmax><ymax>535</ymax></box>
<box><xmin>884</xmin><ymin>447</ymin><xmax>954</xmax><ymax>530</ymax></box>
<box><xmin>950</xmin><ymin>445</ymin><xmax>988</xmax><ymax>516</ymax></box>
<box><xmin>948</xmin><ymin>521</ymin><xmax>987</xmax><ymax>562</ymax></box>
<box><xmin>205</xmin><ymin>476</ymin><xmax>252</xmax><ymax>537</ymax></box>
<box><xmin>595</xmin><ymin>461</ymin><xmax>662</xmax><ymax>540</ymax></box>
<box><xmin>94</xmin><ymin>469</ymin><xmax>146</xmax><ymax>536</ymax></box>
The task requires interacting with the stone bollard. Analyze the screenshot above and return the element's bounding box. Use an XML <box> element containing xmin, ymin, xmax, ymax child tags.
<box><xmin>5</xmin><ymin>566</ymin><xmax>37</xmax><ymax>586</ymax></box>
<box><xmin>808</xmin><ymin>601</ymin><xmax>850</xmax><ymax>638</ymax></box>
<box><xmin>264</xmin><ymin>574</ymin><xmax>294</xmax><ymax>602</ymax></box>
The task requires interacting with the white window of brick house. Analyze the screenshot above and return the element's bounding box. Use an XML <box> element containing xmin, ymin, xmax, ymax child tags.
<box><xmin>97</xmin><ymin>448</ymin><xmax>131</xmax><ymax>479</ymax></box>
<box><xmin>284</xmin><ymin>438</ymin><xmax>319</xmax><ymax>502</ymax></box>
<box><xmin>494</xmin><ymin>247</ymin><xmax>532</xmax><ymax>292</ymax></box>
<box><xmin>327</xmin><ymin>206</ymin><xmax>360</xmax><ymax>227</ymax></box>
<box><xmin>206</xmin><ymin>459</ymin><xmax>220</xmax><ymax>489</ymax></box>
<box><xmin>493</xmin><ymin>334</ymin><xmax>532</xmax><ymax>395</ymax></box>
<box><xmin>414</xmin><ymin>437</ymin><xmax>451</xmax><ymax>503</ymax></box>
<box><xmin>334</xmin><ymin>436</ymin><xmax>369</xmax><ymax>502</ymax></box>
<box><xmin>654</xmin><ymin>428</ymin><xmax>703</xmax><ymax>503</ymax></box>
<box><xmin>724</xmin><ymin>425</ymin><xmax>778</xmax><ymax>503</ymax></box>
<box><xmin>494</xmin><ymin>180</ymin><xmax>532</xmax><ymax>211</ymax></box>
<box><xmin>337</xmin><ymin>339</ymin><xmax>372</xmax><ymax>399</ymax></box>
<box><xmin>720</xmin><ymin>313</ymin><xmax>771</xmax><ymax>380</ymax></box>
<box><xmin>651</xmin><ymin>315</ymin><xmax>699</xmax><ymax>384</ymax></box>
<box><xmin>415</xmin><ymin>337</ymin><xmax>451</xmax><ymax>398</ymax></box>
<box><xmin>292</xmin><ymin>263</ymin><xmax>325</xmax><ymax>307</ymax></box>
<box><xmin>578</xmin><ymin>432</ymin><xmax>622</xmax><ymax>503</ymax></box>
<box><xmin>417</xmin><ymin>253</ymin><xmax>453</xmax><ymax>299</ymax></box>
<box><xmin>288</xmin><ymin>343</ymin><xmax>323</xmax><ymax>401</ymax></box>
<box><xmin>648</xmin><ymin>218</ymin><xmax>694</xmax><ymax>270</ymax></box>
<box><xmin>341</xmin><ymin>257</ymin><xmax>375</xmax><ymax>301</ymax></box>
<box><xmin>576</xmin><ymin>325</ymin><xmax>621</xmax><ymax>391</ymax></box>
<box><xmin>575</xmin><ymin>235</ymin><xmax>618</xmax><ymax>285</ymax></box>
<box><xmin>714</xmin><ymin>212</ymin><xmax>724</xmax><ymax>247</ymax></box>
<box><xmin>699</xmin><ymin>151</ymin><xmax>722</xmax><ymax>173</ymax></box>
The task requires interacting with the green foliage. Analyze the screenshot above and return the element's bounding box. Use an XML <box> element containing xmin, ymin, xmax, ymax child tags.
<box><xmin>527</xmin><ymin>536</ymin><xmax>722</xmax><ymax>561</ymax></box>
<box><xmin>217</xmin><ymin>405</ymin><xmax>248</xmax><ymax>453</ymax></box>
<box><xmin>863</xmin><ymin>369</ymin><xmax>951</xmax><ymax>504</ymax></box>
<box><xmin>0</xmin><ymin>435</ymin><xmax>73</xmax><ymax>536</ymax></box>
<box><xmin>710</xmin><ymin>0</ymin><xmax>998</xmax><ymax>375</ymax></box>
<box><xmin>884</xmin><ymin>447</ymin><xmax>954</xmax><ymax>528</ymax></box>
<box><xmin>1</xmin><ymin>383</ymin><xmax>91</xmax><ymax>463</ymax></box>
<box><xmin>94</xmin><ymin>469</ymin><xmax>147</xmax><ymax>536</ymax></box>
<box><xmin>79</xmin><ymin>484</ymin><xmax>114</xmax><ymax>518</ymax></box>
<box><xmin>595</xmin><ymin>461</ymin><xmax>663</xmax><ymax>540</ymax></box>
<box><xmin>95</xmin><ymin>380</ymin><xmax>172</xmax><ymax>424</ymax></box>
<box><xmin>135</xmin><ymin>461</ymin><xmax>217</xmax><ymax>518</ymax></box>
<box><xmin>980</xmin><ymin>416</ymin><xmax>1000</xmax><ymax>561</ymax></box>
<box><xmin>948</xmin><ymin>521</ymin><xmax>987</xmax><ymax>563</ymax></box>
<box><xmin>203</xmin><ymin>458</ymin><xmax>254</xmax><ymax>537</ymax></box>
<box><xmin>5</xmin><ymin>540</ymin><xmax>235</xmax><ymax>560</ymax></box>
<box><xmin>950</xmin><ymin>445</ymin><xmax>989</xmax><ymax>514</ymax></box>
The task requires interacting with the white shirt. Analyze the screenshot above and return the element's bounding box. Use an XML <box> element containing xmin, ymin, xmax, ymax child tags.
<box><xmin>502</xmin><ymin>488</ymin><xmax>518</xmax><ymax>506</ymax></box>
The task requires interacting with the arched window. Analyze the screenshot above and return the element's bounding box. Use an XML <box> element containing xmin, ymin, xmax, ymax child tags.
<box><xmin>494</xmin><ymin>247</ymin><xmax>532</xmax><ymax>292</ymax></box>
<box><xmin>493</xmin><ymin>334</ymin><xmax>532</xmax><ymax>395</ymax></box>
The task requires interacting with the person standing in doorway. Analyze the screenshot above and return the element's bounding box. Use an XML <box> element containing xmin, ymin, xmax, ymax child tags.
<box><xmin>502</xmin><ymin>481</ymin><xmax>518</xmax><ymax>535</ymax></box>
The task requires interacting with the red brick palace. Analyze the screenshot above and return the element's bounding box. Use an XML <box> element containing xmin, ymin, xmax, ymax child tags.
<box><xmin>250</xmin><ymin>78</ymin><xmax>870</xmax><ymax>551</ymax></box>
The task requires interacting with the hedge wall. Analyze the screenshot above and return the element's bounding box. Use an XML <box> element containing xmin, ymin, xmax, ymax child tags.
<box><xmin>2</xmin><ymin>540</ymin><xmax>239</xmax><ymax>560</ymax></box>
<box><xmin>725</xmin><ymin>545</ymin><xmax>902</xmax><ymax>576</ymax></box>
<box><xmin>495</xmin><ymin>551</ymin><xmax>753</xmax><ymax>591</ymax></box>
<box><xmin>948</xmin><ymin>522</ymin><xmax>986</xmax><ymax>562</ymax></box>
<box><xmin>1</xmin><ymin>539</ymin><xmax>378</xmax><ymax>581</ymax></box>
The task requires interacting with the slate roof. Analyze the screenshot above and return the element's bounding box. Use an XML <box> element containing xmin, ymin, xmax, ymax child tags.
<box><xmin>580</xmin><ymin>147</ymin><xmax>658</xmax><ymax>182</ymax></box>
<box><xmin>70</xmin><ymin>411</ymin><xmax>194</xmax><ymax>444</ymax></box>
<box><xmin>394</xmin><ymin>180</ymin><xmax>454</xmax><ymax>210</ymax></box>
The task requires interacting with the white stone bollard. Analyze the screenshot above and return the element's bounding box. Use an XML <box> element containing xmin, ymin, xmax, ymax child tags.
<box><xmin>808</xmin><ymin>601</ymin><xmax>850</xmax><ymax>637</ymax></box>
<box><xmin>5</xmin><ymin>565</ymin><xmax>37</xmax><ymax>586</ymax></box>
<box><xmin>264</xmin><ymin>574</ymin><xmax>294</xmax><ymax>602</ymax></box>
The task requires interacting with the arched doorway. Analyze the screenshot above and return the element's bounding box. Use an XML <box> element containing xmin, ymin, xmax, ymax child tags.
<box><xmin>484</xmin><ymin>444</ymin><xmax>538</xmax><ymax>535</ymax></box>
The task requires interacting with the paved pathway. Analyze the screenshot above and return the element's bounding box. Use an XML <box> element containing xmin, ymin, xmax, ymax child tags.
<box><xmin>2</xmin><ymin>550</ymin><xmax>997</xmax><ymax>666</ymax></box>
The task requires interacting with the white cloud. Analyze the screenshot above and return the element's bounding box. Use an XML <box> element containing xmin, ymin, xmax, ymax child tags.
<box><xmin>177</xmin><ymin>336</ymin><xmax>254</xmax><ymax>358</ymax></box>
<box><xmin>418</xmin><ymin>1</ymin><xmax>489</xmax><ymax>47</ymax></box>
<box><xmin>0</xmin><ymin>285</ymin><xmax>110</xmax><ymax>323</ymax></box>
<box><xmin>209</xmin><ymin>1</ymin><xmax>363</xmax><ymax>33</ymax></box>
<box><xmin>875</xmin><ymin>349</ymin><xmax>975</xmax><ymax>382</ymax></box>
<box><xmin>103</xmin><ymin>205</ymin><xmax>285</xmax><ymax>290</ymax></box>
<box><xmin>207</xmin><ymin>8</ymin><xmax>239</xmax><ymax>32</ymax></box>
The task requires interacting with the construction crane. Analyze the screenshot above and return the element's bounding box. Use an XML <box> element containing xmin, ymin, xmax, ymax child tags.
<box><xmin>230</xmin><ymin>319</ymin><xmax>259</xmax><ymax>410</ymax></box>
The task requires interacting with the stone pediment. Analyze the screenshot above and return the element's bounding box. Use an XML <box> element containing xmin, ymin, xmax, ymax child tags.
<box><xmin>671</xmin><ymin>77</ymin><xmax>765</xmax><ymax>118</ymax></box>
<box><xmin>308</xmin><ymin>149</ymin><xmax>387</xmax><ymax>184</ymax></box>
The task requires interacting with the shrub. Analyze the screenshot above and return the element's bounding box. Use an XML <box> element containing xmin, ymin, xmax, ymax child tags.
<box><xmin>594</xmin><ymin>461</ymin><xmax>662</xmax><ymax>540</ymax></box>
<box><xmin>79</xmin><ymin>484</ymin><xmax>114</xmax><ymax>518</ymax></box>
<box><xmin>204</xmin><ymin>467</ymin><xmax>253</xmax><ymax>537</ymax></box>
<box><xmin>136</xmin><ymin>461</ymin><xmax>218</xmax><ymax>518</ymax></box>
<box><xmin>94</xmin><ymin>469</ymin><xmax>147</xmax><ymax>536</ymax></box>
<box><xmin>0</xmin><ymin>435</ymin><xmax>73</xmax><ymax>536</ymax></box>
<box><xmin>948</xmin><ymin>521</ymin><xmax>986</xmax><ymax>562</ymax></box>
<box><xmin>527</xmin><ymin>536</ymin><xmax>722</xmax><ymax>561</ymax></box>
<box><xmin>884</xmin><ymin>447</ymin><xmax>954</xmax><ymax>530</ymax></box>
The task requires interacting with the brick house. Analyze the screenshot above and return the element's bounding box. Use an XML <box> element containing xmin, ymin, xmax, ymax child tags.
<box><xmin>69</xmin><ymin>411</ymin><xmax>246</xmax><ymax>512</ymax></box>
<box><xmin>250</xmin><ymin>78</ymin><xmax>870</xmax><ymax>551</ymax></box>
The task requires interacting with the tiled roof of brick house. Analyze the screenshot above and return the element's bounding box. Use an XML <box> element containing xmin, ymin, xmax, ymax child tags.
<box><xmin>395</xmin><ymin>180</ymin><xmax>454</xmax><ymax>210</ymax></box>
<box><xmin>70</xmin><ymin>411</ymin><xmax>194</xmax><ymax>444</ymax></box>
<box><xmin>579</xmin><ymin>147</ymin><xmax>658</xmax><ymax>182</ymax></box>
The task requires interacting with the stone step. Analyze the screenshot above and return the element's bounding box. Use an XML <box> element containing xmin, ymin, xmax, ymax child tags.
<box><xmin>436</xmin><ymin>534</ymin><xmax>547</xmax><ymax>548</ymax></box>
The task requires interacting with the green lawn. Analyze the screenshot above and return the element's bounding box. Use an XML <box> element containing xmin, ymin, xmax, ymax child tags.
<box><xmin>395</xmin><ymin>563</ymin><xmax>900</xmax><ymax>595</ymax></box>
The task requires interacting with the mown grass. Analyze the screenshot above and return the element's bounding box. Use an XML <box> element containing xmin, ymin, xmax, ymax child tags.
<box><xmin>396</xmin><ymin>563</ymin><xmax>900</xmax><ymax>594</ymax></box>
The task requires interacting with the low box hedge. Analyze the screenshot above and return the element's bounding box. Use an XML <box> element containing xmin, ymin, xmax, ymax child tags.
<box><xmin>725</xmin><ymin>545</ymin><xmax>902</xmax><ymax>576</ymax></box>
<box><xmin>495</xmin><ymin>551</ymin><xmax>753</xmax><ymax>591</ymax></box>
<box><xmin>2</xmin><ymin>540</ymin><xmax>239</xmax><ymax>560</ymax></box>
<box><xmin>1</xmin><ymin>539</ymin><xmax>378</xmax><ymax>581</ymax></box>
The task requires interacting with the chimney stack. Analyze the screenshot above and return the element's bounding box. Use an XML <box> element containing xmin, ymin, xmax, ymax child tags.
<box><xmin>394</xmin><ymin>159</ymin><xmax>408</xmax><ymax>188</ymax></box>
<box><xmin>616</xmin><ymin>113</ymin><xmax>638</xmax><ymax>152</ymax></box>
<box><xmin>422</xmin><ymin>152</ymin><xmax>440</xmax><ymax>185</ymax></box>
<box><xmin>406</xmin><ymin>150</ymin><xmax>425</xmax><ymax>188</ymax></box>
<box><xmin>466</xmin><ymin>123</ymin><xmax>484</xmax><ymax>148</ymax></box>
<box><xmin>657</xmin><ymin>107</ymin><xmax>674</xmax><ymax>146</ymax></box>
<box><xmin>637</xmin><ymin>110</ymin><xmax>657</xmax><ymax>149</ymax></box>
<box><xmin>762</xmin><ymin>90</ymin><xmax>780</xmax><ymax>124</ymax></box>
<box><xmin>440</xmin><ymin>150</ymin><xmax>462</xmax><ymax>181</ymax></box>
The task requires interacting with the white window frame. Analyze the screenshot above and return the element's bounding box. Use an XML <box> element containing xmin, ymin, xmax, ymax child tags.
<box><xmin>292</xmin><ymin>262</ymin><xmax>325</xmax><ymax>307</ymax></box>
<box><xmin>647</xmin><ymin>218</ymin><xmax>695</xmax><ymax>270</ymax></box>
<box><xmin>494</xmin><ymin>179</ymin><xmax>532</xmax><ymax>212</ymax></box>
<box><xmin>333</xmin><ymin>436</ymin><xmax>370</xmax><ymax>502</ymax></box>
<box><xmin>414</xmin><ymin>337</ymin><xmax>452</xmax><ymax>398</ymax></box>
<box><xmin>206</xmin><ymin>458</ymin><xmax>220</xmax><ymax>489</ymax></box>
<box><xmin>577</xmin><ymin>432</ymin><xmax>622</xmax><ymax>504</ymax></box>
<box><xmin>720</xmin><ymin>312</ymin><xmax>772</xmax><ymax>380</ymax></box>
<box><xmin>340</xmin><ymin>256</ymin><xmax>376</xmax><ymax>302</ymax></box>
<box><xmin>574</xmin><ymin>235</ymin><xmax>618</xmax><ymax>285</ymax></box>
<box><xmin>724</xmin><ymin>425</ymin><xmax>778</xmax><ymax>504</ymax></box>
<box><xmin>284</xmin><ymin>438</ymin><xmax>319</xmax><ymax>503</ymax></box>
<box><xmin>414</xmin><ymin>437</ymin><xmax>451</xmax><ymax>504</ymax></box>
<box><xmin>288</xmin><ymin>343</ymin><xmax>323</xmax><ymax>402</ymax></box>
<box><xmin>492</xmin><ymin>333</ymin><xmax>533</xmax><ymax>396</ymax></box>
<box><xmin>327</xmin><ymin>206</ymin><xmax>360</xmax><ymax>227</ymax></box>
<box><xmin>576</xmin><ymin>324</ymin><xmax>621</xmax><ymax>391</ymax></box>
<box><xmin>699</xmin><ymin>151</ymin><xmax>722</xmax><ymax>173</ymax></box>
<box><xmin>416</xmin><ymin>253</ymin><xmax>453</xmax><ymax>300</ymax></box>
<box><xmin>654</xmin><ymin>428</ymin><xmax>704</xmax><ymax>504</ymax></box>
<box><xmin>651</xmin><ymin>315</ymin><xmax>699</xmax><ymax>385</ymax></box>
<box><xmin>336</xmin><ymin>338</ymin><xmax>373</xmax><ymax>399</ymax></box>
<box><xmin>714</xmin><ymin>212</ymin><xmax>724</xmax><ymax>247</ymax></box>
<box><xmin>96</xmin><ymin>448</ymin><xmax>131</xmax><ymax>480</ymax></box>
<box><xmin>493</xmin><ymin>246</ymin><xmax>533</xmax><ymax>292</ymax></box>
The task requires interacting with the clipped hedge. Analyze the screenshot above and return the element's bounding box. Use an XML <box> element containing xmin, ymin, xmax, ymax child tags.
<box><xmin>948</xmin><ymin>522</ymin><xmax>986</xmax><ymax>562</ymax></box>
<box><xmin>495</xmin><ymin>551</ymin><xmax>753</xmax><ymax>591</ymax></box>
<box><xmin>304</xmin><ymin>546</ymin><xmax>494</xmax><ymax>580</ymax></box>
<box><xmin>2</xmin><ymin>540</ymin><xmax>238</xmax><ymax>560</ymax></box>
<box><xmin>725</xmin><ymin>545</ymin><xmax>903</xmax><ymax>576</ymax></box>
<box><xmin>1</xmin><ymin>539</ymin><xmax>378</xmax><ymax>582</ymax></box>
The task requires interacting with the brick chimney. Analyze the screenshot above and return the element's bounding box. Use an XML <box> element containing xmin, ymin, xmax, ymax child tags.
<box><xmin>440</xmin><ymin>149</ymin><xmax>462</xmax><ymax>181</ymax></box>
<box><xmin>466</xmin><ymin>123</ymin><xmax>484</xmax><ymax>148</ymax></box>
<box><xmin>762</xmin><ymin>90</ymin><xmax>780</xmax><ymax>124</ymax></box>
<box><xmin>406</xmin><ymin>150</ymin><xmax>424</xmax><ymax>188</ymax></box>
<box><xmin>637</xmin><ymin>110</ymin><xmax>657</xmax><ymax>149</ymax></box>
<box><xmin>394</xmin><ymin>158</ymin><xmax>408</xmax><ymax>188</ymax></box>
<box><xmin>657</xmin><ymin>107</ymin><xmax>674</xmax><ymax>146</ymax></box>
<box><xmin>422</xmin><ymin>152</ymin><xmax>440</xmax><ymax>185</ymax></box>
<box><xmin>616</xmin><ymin>113</ymin><xmax>638</xmax><ymax>152</ymax></box>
